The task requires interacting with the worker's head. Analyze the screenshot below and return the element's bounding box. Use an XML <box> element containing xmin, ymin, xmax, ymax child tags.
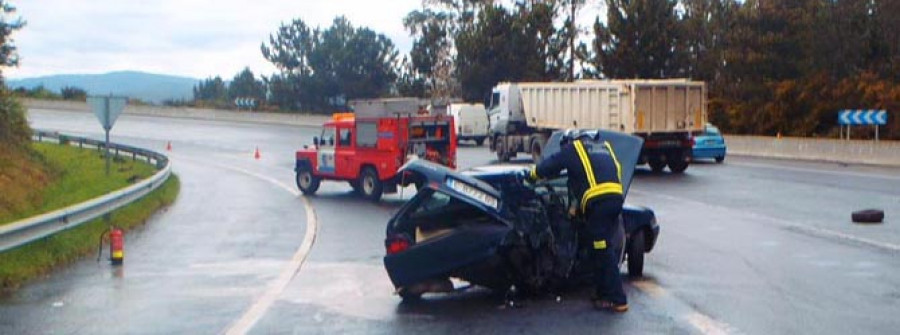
<box><xmin>559</xmin><ymin>129</ymin><xmax>600</xmax><ymax>146</ymax></box>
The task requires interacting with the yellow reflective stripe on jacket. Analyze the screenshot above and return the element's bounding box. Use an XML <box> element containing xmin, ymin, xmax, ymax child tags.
<box><xmin>581</xmin><ymin>182</ymin><xmax>624</xmax><ymax>213</ymax></box>
<box><xmin>530</xmin><ymin>166</ymin><xmax>539</xmax><ymax>180</ymax></box>
<box><xmin>574</xmin><ymin>140</ymin><xmax>597</xmax><ymax>187</ymax></box>
<box><xmin>593</xmin><ymin>239</ymin><xmax>607</xmax><ymax>250</ymax></box>
<box><xmin>604</xmin><ymin>141</ymin><xmax>622</xmax><ymax>182</ymax></box>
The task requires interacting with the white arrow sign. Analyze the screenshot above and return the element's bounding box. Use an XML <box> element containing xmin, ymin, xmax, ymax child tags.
<box><xmin>839</xmin><ymin>109</ymin><xmax>887</xmax><ymax>125</ymax></box>
<box><xmin>88</xmin><ymin>96</ymin><xmax>128</xmax><ymax>131</ymax></box>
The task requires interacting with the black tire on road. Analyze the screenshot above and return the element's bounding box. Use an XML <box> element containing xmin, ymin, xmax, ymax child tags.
<box><xmin>627</xmin><ymin>231</ymin><xmax>645</xmax><ymax>277</ymax></box>
<box><xmin>296</xmin><ymin>167</ymin><xmax>320</xmax><ymax>195</ymax></box>
<box><xmin>359</xmin><ymin>166</ymin><xmax>384</xmax><ymax>201</ymax></box>
<box><xmin>852</xmin><ymin>209</ymin><xmax>884</xmax><ymax>224</ymax></box>
<box><xmin>475</xmin><ymin>137</ymin><xmax>485</xmax><ymax>146</ymax></box>
<box><xmin>648</xmin><ymin>159</ymin><xmax>666</xmax><ymax>173</ymax></box>
<box><xmin>715</xmin><ymin>156</ymin><xmax>725</xmax><ymax>163</ymax></box>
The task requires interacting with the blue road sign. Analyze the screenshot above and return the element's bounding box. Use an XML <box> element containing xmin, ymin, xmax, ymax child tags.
<box><xmin>839</xmin><ymin>109</ymin><xmax>888</xmax><ymax>125</ymax></box>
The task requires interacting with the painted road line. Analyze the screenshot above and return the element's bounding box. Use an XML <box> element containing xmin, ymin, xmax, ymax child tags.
<box><xmin>729</xmin><ymin>161</ymin><xmax>900</xmax><ymax>182</ymax></box>
<box><xmin>632</xmin><ymin>280</ymin><xmax>738</xmax><ymax>335</ymax></box>
<box><xmin>632</xmin><ymin>190</ymin><xmax>900</xmax><ymax>253</ymax></box>
<box><xmin>167</xmin><ymin>154</ymin><xmax>319</xmax><ymax>334</ymax></box>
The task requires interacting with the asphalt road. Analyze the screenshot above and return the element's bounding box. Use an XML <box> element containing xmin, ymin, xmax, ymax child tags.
<box><xmin>3</xmin><ymin>109</ymin><xmax>898</xmax><ymax>334</ymax></box>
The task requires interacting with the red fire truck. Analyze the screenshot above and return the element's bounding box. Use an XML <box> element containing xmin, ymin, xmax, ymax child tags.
<box><xmin>294</xmin><ymin>99</ymin><xmax>457</xmax><ymax>201</ymax></box>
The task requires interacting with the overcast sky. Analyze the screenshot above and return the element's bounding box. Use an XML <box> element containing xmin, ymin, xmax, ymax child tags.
<box><xmin>5</xmin><ymin>0</ymin><xmax>602</xmax><ymax>80</ymax></box>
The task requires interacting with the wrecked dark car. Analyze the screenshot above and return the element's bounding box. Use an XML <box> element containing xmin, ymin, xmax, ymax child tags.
<box><xmin>383</xmin><ymin>130</ymin><xmax>660</xmax><ymax>300</ymax></box>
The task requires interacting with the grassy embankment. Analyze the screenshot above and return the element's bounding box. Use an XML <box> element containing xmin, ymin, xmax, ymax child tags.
<box><xmin>0</xmin><ymin>141</ymin><xmax>179</xmax><ymax>291</ymax></box>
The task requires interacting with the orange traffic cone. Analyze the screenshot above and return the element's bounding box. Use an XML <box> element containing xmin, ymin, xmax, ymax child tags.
<box><xmin>254</xmin><ymin>147</ymin><xmax>261</xmax><ymax>160</ymax></box>
<box><xmin>166</xmin><ymin>141</ymin><xmax>172</xmax><ymax>151</ymax></box>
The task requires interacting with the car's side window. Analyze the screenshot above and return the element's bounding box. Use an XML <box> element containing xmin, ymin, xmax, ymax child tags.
<box><xmin>338</xmin><ymin>128</ymin><xmax>352</xmax><ymax>147</ymax></box>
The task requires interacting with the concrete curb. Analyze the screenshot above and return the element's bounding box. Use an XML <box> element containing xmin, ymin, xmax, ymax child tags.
<box><xmin>725</xmin><ymin>135</ymin><xmax>900</xmax><ymax>167</ymax></box>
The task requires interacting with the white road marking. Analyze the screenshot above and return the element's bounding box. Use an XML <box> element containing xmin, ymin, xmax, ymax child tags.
<box><xmin>729</xmin><ymin>161</ymin><xmax>900</xmax><ymax>181</ymax></box>
<box><xmin>166</xmin><ymin>154</ymin><xmax>318</xmax><ymax>335</ymax></box>
<box><xmin>631</xmin><ymin>190</ymin><xmax>900</xmax><ymax>253</ymax></box>
<box><xmin>632</xmin><ymin>280</ymin><xmax>738</xmax><ymax>335</ymax></box>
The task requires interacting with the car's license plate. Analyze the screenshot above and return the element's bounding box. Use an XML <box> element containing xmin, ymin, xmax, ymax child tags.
<box><xmin>447</xmin><ymin>179</ymin><xmax>499</xmax><ymax>209</ymax></box>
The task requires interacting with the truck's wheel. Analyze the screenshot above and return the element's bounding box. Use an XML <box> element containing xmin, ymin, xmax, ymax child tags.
<box><xmin>475</xmin><ymin>137</ymin><xmax>485</xmax><ymax>146</ymax></box>
<box><xmin>627</xmin><ymin>231</ymin><xmax>645</xmax><ymax>277</ymax></box>
<box><xmin>648</xmin><ymin>159</ymin><xmax>666</xmax><ymax>173</ymax></box>
<box><xmin>530</xmin><ymin>137</ymin><xmax>544</xmax><ymax>164</ymax></box>
<box><xmin>496</xmin><ymin>139</ymin><xmax>510</xmax><ymax>162</ymax></box>
<box><xmin>359</xmin><ymin>167</ymin><xmax>383</xmax><ymax>201</ymax></box>
<box><xmin>668</xmin><ymin>159</ymin><xmax>689</xmax><ymax>173</ymax></box>
<box><xmin>296</xmin><ymin>168</ymin><xmax>320</xmax><ymax>195</ymax></box>
<box><xmin>667</xmin><ymin>153</ymin><xmax>689</xmax><ymax>173</ymax></box>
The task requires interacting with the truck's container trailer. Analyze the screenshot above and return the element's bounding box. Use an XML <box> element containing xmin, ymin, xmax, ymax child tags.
<box><xmin>488</xmin><ymin>79</ymin><xmax>706</xmax><ymax>173</ymax></box>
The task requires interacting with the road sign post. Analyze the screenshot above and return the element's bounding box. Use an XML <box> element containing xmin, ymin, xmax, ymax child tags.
<box><xmin>838</xmin><ymin>109</ymin><xmax>888</xmax><ymax>141</ymax></box>
<box><xmin>88</xmin><ymin>95</ymin><xmax>128</xmax><ymax>175</ymax></box>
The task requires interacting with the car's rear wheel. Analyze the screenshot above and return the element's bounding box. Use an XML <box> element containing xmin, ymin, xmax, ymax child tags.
<box><xmin>627</xmin><ymin>231</ymin><xmax>645</xmax><ymax>277</ymax></box>
<box><xmin>715</xmin><ymin>156</ymin><xmax>725</xmax><ymax>163</ymax></box>
<box><xmin>359</xmin><ymin>167</ymin><xmax>383</xmax><ymax>201</ymax></box>
<box><xmin>296</xmin><ymin>167</ymin><xmax>320</xmax><ymax>195</ymax></box>
<box><xmin>475</xmin><ymin>137</ymin><xmax>485</xmax><ymax>146</ymax></box>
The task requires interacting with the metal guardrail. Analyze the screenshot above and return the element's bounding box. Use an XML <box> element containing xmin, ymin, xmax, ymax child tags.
<box><xmin>0</xmin><ymin>130</ymin><xmax>172</xmax><ymax>252</ymax></box>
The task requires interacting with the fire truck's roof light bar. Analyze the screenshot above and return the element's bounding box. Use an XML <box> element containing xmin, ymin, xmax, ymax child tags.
<box><xmin>332</xmin><ymin>113</ymin><xmax>355</xmax><ymax>122</ymax></box>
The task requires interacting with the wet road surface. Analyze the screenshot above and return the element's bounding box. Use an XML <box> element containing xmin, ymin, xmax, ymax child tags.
<box><xmin>3</xmin><ymin>108</ymin><xmax>898</xmax><ymax>334</ymax></box>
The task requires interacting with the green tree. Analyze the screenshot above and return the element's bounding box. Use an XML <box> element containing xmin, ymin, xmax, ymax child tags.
<box><xmin>193</xmin><ymin>76</ymin><xmax>227</xmax><ymax>104</ymax></box>
<box><xmin>261</xmin><ymin>17</ymin><xmax>399</xmax><ymax>112</ymax></box>
<box><xmin>0</xmin><ymin>1</ymin><xmax>27</xmax><ymax>148</ymax></box>
<box><xmin>60</xmin><ymin>86</ymin><xmax>87</xmax><ymax>101</ymax></box>
<box><xmin>591</xmin><ymin>0</ymin><xmax>684</xmax><ymax>79</ymax></box>
<box><xmin>228</xmin><ymin>67</ymin><xmax>265</xmax><ymax>103</ymax></box>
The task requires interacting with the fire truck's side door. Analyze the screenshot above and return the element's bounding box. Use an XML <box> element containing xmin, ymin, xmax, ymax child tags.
<box><xmin>317</xmin><ymin>126</ymin><xmax>337</xmax><ymax>176</ymax></box>
<box><xmin>334</xmin><ymin>126</ymin><xmax>355</xmax><ymax>178</ymax></box>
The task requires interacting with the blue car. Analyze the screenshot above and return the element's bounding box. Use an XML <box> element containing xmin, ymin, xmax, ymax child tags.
<box><xmin>693</xmin><ymin>123</ymin><xmax>727</xmax><ymax>163</ymax></box>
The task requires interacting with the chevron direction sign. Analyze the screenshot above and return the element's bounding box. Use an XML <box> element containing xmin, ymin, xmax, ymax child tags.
<box><xmin>234</xmin><ymin>97</ymin><xmax>257</xmax><ymax>109</ymax></box>
<box><xmin>839</xmin><ymin>109</ymin><xmax>887</xmax><ymax>125</ymax></box>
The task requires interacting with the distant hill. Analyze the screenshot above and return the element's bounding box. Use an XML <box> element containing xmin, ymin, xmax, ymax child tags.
<box><xmin>7</xmin><ymin>71</ymin><xmax>199</xmax><ymax>104</ymax></box>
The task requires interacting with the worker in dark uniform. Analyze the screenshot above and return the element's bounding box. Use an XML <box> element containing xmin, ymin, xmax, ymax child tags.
<box><xmin>528</xmin><ymin>129</ymin><xmax>627</xmax><ymax>312</ymax></box>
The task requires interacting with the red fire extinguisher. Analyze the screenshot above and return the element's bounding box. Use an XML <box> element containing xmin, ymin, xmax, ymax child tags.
<box><xmin>98</xmin><ymin>226</ymin><xmax>124</xmax><ymax>265</ymax></box>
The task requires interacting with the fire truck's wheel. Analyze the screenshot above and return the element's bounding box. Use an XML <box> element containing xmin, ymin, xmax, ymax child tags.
<box><xmin>296</xmin><ymin>168</ymin><xmax>320</xmax><ymax>195</ymax></box>
<box><xmin>648</xmin><ymin>159</ymin><xmax>666</xmax><ymax>173</ymax></box>
<box><xmin>360</xmin><ymin>167</ymin><xmax>383</xmax><ymax>201</ymax></box>
<box><xmin>349</xmin><ymin>181</ymin><xmax>362</xmax><ymax>194</ymax></box>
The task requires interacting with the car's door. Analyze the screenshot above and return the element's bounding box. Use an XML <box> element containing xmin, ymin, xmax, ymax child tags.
<box><xmin>334</xmin><ymin>125</ymin><xmax>355</xmax><ymax>178</ymax></box>
<box><xmin>316</xmin><ymin>126</ymin><xmax>337</xmax><ymax>176</ymax></box>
